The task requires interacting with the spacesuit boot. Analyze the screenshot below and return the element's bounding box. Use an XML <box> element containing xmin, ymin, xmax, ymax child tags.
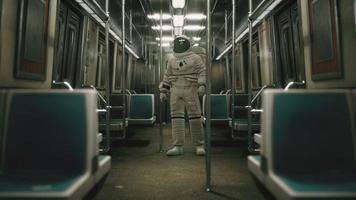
<box><xmin>195</xmin><ymin>145</ymin><xmax>205</xmax><ymax>156</ymax></box>
<box><xmin>189</xmin><ymin>118</ymin><xmax>205</xmax><ymax>156</ymax></box>
<box><xmin>166</xmin><ymin>118</ymin><xmax>185</xmax><ymax>156</ymax></box>
<box><xmin>166</xmin><ymin>146</ymin><xmax>184</xmax><ymax>156</ymax></box>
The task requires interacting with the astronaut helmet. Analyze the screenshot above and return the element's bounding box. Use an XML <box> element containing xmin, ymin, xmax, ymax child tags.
<box><xmin>173</xmin><ymin>35</ymin><xmax>191</xmax><ymax>53</ymax></box>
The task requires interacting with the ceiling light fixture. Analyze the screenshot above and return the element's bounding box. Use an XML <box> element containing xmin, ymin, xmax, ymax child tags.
<box><xmin>185</xmin><ymin>13</ymin><xmax>206</xmax><ymax>20</ymax></box>
<box><xmin>174</xmin><ymin>27</ymin><xmax>183</xmax><ymax>36</ymax></box>
<box><xmin>172</xmin><ymin>0</ymin><xmax>186</xmax><ymax>9</ymax></box>
<box><xmin>147</xmin><ymin>13</ymin><xmax>172</xmax><ymax>20</ymax></box>
<box><xmin>155</xmin><ymin>37</ymin><xmax>174</xmax><ymax>41</ymax></box>
<box><xmin>183</xmin><ymin>25</ymin><xmax>205</xmax><ymax>31</ymax></box>
<box><xmin>158</xmin><ymin>43</ymin><xmax>171</xmax><ymax>47</ymax></box>
<box><xmin>152</xmin><ymin>25</ymin><xmax>173</xmax><ymax>31</ymax></box>
<box><xmin>192</xmin><ymin>37</ymin><xmax>201</xmax><ymax>41</ymax></box>
<box><xmin>173</xmin><ymin>15</ymin><xmax>184</xmax><ymax>27</ymax></box>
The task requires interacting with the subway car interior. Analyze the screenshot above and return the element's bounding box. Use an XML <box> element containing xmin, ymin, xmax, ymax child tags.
<box><xmin>1</xmin><ymin>0</ymin><xmax>356</xmax><ymax>199</ymax></box>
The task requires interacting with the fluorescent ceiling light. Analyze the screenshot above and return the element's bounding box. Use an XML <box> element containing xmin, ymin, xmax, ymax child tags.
<box><xmin>147</xmin><ymin>13</ymin><xmax>172</xmax><ymax>20</ymax></box>
<box><xmin>192</xmin><ymin>37</ymin><xmax>201</xmax><ymax>41</ymax></box>
<box><xmin>156</xmin><ymin>37</ymin><xmax>174</xmax><ymax>42</ymax></box>
<box><xmin>173</xmin><ymin>15</ymin><xmax>184</xmax><ymax>27</ymax></box>
<box><xmin>185</xmin><ymin>13</ymin><xmax>206</xmax><ymax>20</ymax></box>
<box><xmin>172</xmin><ymin>0</ymin><xmax>185</xmax><ymax>8</ymax></box>
<box><xmin>193</xmin><ymin>43</ymin><xmax>199</xmax><ymax>47</ymax></box>
<box><xmin>158</xmin><ymin>43</ymin><xmax>171</xmax><ymax>47</ymax></box>
<box><xmin>183</xmin><ymin>25</ymin><xmax>205</xmax><ymax>31</ymax></box>
<box><xmin>174</xmin><ymin>27</ymin><xmax>183</xmax><ymax>35</ymax></box>
<box><xmin>152</xmin><ymin>25</ymin><xmax>173</xmax><ymax>31</ymax></box>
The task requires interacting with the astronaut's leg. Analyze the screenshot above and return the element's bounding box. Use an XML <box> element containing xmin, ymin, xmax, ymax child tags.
<box><xmin>167</xmin><ymin>87</ymin><xmax>185</xmax><ymax>156</ymax></box>
<box><xmin>185</xmin><ymin>87</ymin><xmax>205</xmax><ymax>156</ymax></box>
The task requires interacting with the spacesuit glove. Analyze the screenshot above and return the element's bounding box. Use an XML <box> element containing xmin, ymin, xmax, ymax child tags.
<box><xmin>160</xmin><ymin>93</ymin><xmax>168</xmax><ymax>102</ymax></box>
<box><xmin>198</xmin><ymin>85</ymin><xmax>206</xmax><ymax>96</ymax></box>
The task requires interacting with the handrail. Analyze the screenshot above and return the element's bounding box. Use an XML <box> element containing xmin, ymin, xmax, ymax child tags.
<box><xmin>250</xmin><ymin>85</ymin><xmax>268</xmax><ymax>106</ymax></box>
<box><xmin>97</xmin><ymin>109</ymin><xmax>107</xmax><ymax>113</ymax></box>
<box><xmin>225</xmin><ymin>89</ymin><xmax>232</xmax><ymax>95</ymax></box>
<box><xmin>125</xmin><ymin>89</ymin><xmax>132</xmax><ymax>95</ymax></box>
<box><xmin>245</xmin><ymin>84</ymin><xmax>273</xmax><ymax>109</ymax></box>
<box><xmin>251</xmin><ymin>109</ymin><xmax>263</xmax><ymax>113</ymax></box>
<box><xmin>81</xmin><ymin>84</ymin><xmax>108</xmax><ymax>106</ymax></box>
<box><xmin>52</xmin><ymin>81</ymin><xmax>73</xmax><ymax>91</ymax></box>
<box><xmin>284</xmin><ymin>81</ymin><xmax>305</xmax><ymax>91</ymax></box>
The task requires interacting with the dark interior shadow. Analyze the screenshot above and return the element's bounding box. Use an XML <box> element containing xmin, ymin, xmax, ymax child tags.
<box><xmin>211</xmin><ymin>140</ymin><xmax>245</xmax><ymax>147</ymax></box>
<box><xmin>111</xmin><ymin>139</ymin><xmax>150</xmax><ymax>147</ymax></box>
<box><xmin>209</xmin><ymin>190</ymin><xmax>241</xmax><ymax>200</ymax></box>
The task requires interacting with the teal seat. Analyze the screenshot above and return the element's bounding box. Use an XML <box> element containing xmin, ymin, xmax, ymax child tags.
<box><xmin>203</xmin><ymin>94</ymin><xmax>231</xmax><ymax>124</ymax></box>
<box><xmin>127</xmin><ymin>94</ymin><xmax>156</xmax><ymax>125</ymax></box>
<box><xmin>248</xmin><ymin>90</ymin><xmax>356</xmax><ymax>199</ymax></box>
<box><xmin>0</xmin><ymin>90</ymin><xmax>111</xmax><ymax>199</ymax></box>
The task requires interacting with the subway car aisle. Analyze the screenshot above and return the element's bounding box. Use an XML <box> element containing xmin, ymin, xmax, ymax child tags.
<box><xmin>94</xmin><ymin>125</ymin><xmax>268</xmax><ymax>200</ymax></box>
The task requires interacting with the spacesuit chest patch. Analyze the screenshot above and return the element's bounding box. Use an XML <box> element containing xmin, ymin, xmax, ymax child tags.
<box><xmin>174</xmin><ymin>58</ymin><xmax>192</xmax><ymax>71</ymax></box>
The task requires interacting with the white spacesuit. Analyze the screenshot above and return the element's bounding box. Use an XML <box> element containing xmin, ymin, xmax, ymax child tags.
<box><xmin>191</xmin><ymin>46</ymin><xmax>206</xmax><ymax>64</ymax></box>
<box><xmin>159</xmin><ymin>36</ymin><xmax>206</xmax><ymax>156</ymax></box>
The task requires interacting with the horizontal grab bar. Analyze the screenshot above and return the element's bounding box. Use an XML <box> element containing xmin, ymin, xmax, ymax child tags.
<box><xmin>97</xmin><ymin>109</ymin><xmax>107</xmax><ymax>113</ymax></box>
<box><xmin>251</xmin><ymin>109</ymin><xmax>263</xmax><ymax>113</ymax></box>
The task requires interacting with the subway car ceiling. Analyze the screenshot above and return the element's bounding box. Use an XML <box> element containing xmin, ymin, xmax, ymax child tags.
<box><xmin>1</xmin><ymin>0</ymin><xmax>355</xmax><ymax>90</ymax></box>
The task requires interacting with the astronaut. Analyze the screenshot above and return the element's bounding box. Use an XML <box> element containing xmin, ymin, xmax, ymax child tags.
<box><xmin>159</xmin><ymin>35</ymin><xmax>206</xmax><ymax>156</ymax></box>
<box><xmin>191</xmin><ymin>46</ymin><xmax>206</xmax><ymax>63</ymax></box>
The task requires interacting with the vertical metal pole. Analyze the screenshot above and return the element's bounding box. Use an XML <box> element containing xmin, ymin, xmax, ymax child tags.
<box><xmin>145</xmin><ymin>43</ymin><xmax>148</xmax><ymax>94</ymax></box>
<box><xmin>247</xmin><ymin>0</ymin><xmax>254</xmax><ymax>152</ymax></box>
<box><xmin>231</xmin><ymin>0</ymin><xmax>236</xmax><ymax>139</ymax></box>
<box><xmin>225</xmin><ymin>9</ymin><xmax>228</xmax><ymax>43</ymax></box>
<box><xmin>122</xmin><ymin>0</ymin><xmax>127</xmax><ymax>138</ymax></box>
<box><xmin>104</xmin><ymin>0</ymin><xmax>111</xmax><ymax>153</ymax></box>
<box><xmin>205</xmin><ymin>0</ymin><xmax>212</xmax><ymax>192</ymax></box>
<box><xmin>159</xmin><ymin>9</ymin><xmax>164</xmax><ymax>152</ymax></box>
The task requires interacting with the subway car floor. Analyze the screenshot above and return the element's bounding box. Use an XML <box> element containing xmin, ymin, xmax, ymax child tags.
<box><xmin>93</xmin><ymin>125</ymin><xmax>272</xmax><ymax>200</ymax></box>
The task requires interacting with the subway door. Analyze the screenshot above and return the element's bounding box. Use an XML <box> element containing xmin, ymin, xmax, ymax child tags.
<box><xmin>275</xmin><ymin>1</ymin><xmax>305</xmax><ymax>87</ymax></box>
<box><xmin>96</xmin><ymin>34</ymin><xmax>106</xmax><ymax>90</ymax></box>
<box><xmin>53</xmin><ymin>1</ymin><xmax>82</xmax><ymax>87</ymax></box>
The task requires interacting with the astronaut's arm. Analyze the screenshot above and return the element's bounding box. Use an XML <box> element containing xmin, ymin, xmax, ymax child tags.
<box><xmin>196</xmin><ymin>56</ymin><xmax>206</xmax><ymax>87</ymax></box>
<box><xmin>159</xmin><ymin>62</ymin><xmax>172</xmax><ymax>93</ymax></box>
